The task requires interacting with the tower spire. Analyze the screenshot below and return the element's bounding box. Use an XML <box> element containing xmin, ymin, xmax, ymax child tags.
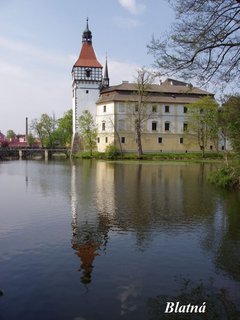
<box><xmin>82</xmin><ymin>18</ymin><xmax>92</xmax><ymax>43</ymax></box>
<box><xmin>102</xmin><ymin>55</ymin><xmax>109</xmax><ymax>88</ymax></box>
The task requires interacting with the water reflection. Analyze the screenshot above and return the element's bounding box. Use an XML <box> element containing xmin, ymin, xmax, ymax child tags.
<box><xmin>70</xmin><ymin>161</ymin><xmax>240</xmax><ymax>289</ymax></box>
<box><xmin>1</xmin><ymin>160</ymin><xmax>240</xmax><ymax>319</ymax></box>
<box><xmin>71</xmin><ymin>161</ymin><xmax>112</xmax><ymax>285</ymax></box>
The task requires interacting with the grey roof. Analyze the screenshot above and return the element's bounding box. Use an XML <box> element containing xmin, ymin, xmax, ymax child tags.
<box><xmin>97</xmin><ymin>79</ymin><xmax>213</xmax><ymax>105</ymax></box>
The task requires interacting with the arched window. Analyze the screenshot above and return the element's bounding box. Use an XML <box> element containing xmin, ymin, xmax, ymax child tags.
<box><xmin>102</xmin><ymin>121</ymin><xmax>106</xmax><ymax>131</ymax></box>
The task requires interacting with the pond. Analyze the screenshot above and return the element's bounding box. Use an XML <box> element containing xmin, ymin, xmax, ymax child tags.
<box><xmin>0</xmin><ymin>160</ymin><xmax>239</xmax><ymax>320</ymax></box>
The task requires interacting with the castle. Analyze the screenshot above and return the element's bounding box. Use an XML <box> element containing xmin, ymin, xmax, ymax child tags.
<box><xmin>72</xmin><ymin>20</ymin><xmax>215</xmax><ymax>153</ymax></box>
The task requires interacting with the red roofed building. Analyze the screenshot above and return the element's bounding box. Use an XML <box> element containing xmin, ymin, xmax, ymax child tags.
<box><xmin>72</xmin><ymin>19</ymin><xmax>107</xmax><ymax>152</ymax></box>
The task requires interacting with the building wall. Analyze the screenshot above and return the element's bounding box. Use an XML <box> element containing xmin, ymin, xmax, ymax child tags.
<box><xmin>96</xmin><ymin>101</ymin><xmax>217</xmax><ymax>153</ymax></box>
<box><xmin>73</xmin><ymin>81</ymin><xmax>101</xmax><ymax>134</ymax></box>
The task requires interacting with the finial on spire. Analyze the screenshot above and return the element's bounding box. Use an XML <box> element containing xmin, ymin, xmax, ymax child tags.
<box><xmin>82</xmin><ymin>18</ymin><xmax>92</xmax><ymax>43</ymax></box>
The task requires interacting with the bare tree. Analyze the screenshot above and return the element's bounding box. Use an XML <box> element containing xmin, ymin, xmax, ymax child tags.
<box><xmin>148</xmin><ymin>0</ymin><xmax>240</xmax><ymax>85</ymax></box>
<box><xmin>133</xmin><ymin>68</ymin><xmax>157</xmax><ymax>158</ymax></box>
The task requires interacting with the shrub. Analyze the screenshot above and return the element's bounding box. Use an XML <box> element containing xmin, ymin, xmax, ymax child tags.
<box><xmin>208</xmin><ymin>165</ymin><xmax>240</xmax><ymax>189</ymax></box>
<box><xmin>105</xmin><ymin>144</ymin><xmax>120</xmax><ymax>159</ymax></box>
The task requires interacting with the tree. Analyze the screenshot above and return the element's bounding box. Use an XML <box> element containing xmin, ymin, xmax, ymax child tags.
<box><xmin>6</xmin><ymin>130</ymin><xmax>16</xmax><ymax>139</ymax></box>
<box><xmin>54</xmin><ymin>109</ymin><xmax>73</xmax><ymax>147</ymax></box>
<box><xmin>27</xmin><ymin>133</ymin><xmax>36</xmax><ymax>147</ymax></box>
<box><xmin>148</xmin><ymin>0</ymin><xmax>240</xmax><ymax>85</ymax></box>
<box><xmin>133</xmin><ymin>68</ymin><xmax>157</xmax><ymax>158</ymax></box>
<box><xmin>79</xmin><ymin>110</ymin><xmax>97</xmax><ymax>156</ymax></box>
<box><xmin>31</xmin><ymin>113</ymin><xmax>56</xmax><ymax>148</ymax></box>
<box><xmin>222</xmin><ymin>95</ymin><xmax>240</xmax><ymax>155</ymax></box>
<box><xmin>187</xmin><ymin>96</ymin><xmax>219</xmax><ymax>157</ymax></box>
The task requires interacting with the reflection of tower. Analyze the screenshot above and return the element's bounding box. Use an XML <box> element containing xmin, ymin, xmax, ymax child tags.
<box><xmin>72</xmin><ymin>225</ymin><xmax>100</xmax><ymax>284</ymax></box>
<box><xmin>95</xmin><ymin>161</ymin><xmax>116</xmax><ymax>219</ymax></box>
<box><xmin>70</xmin><ymin>162</ymin><xmax>111</xmax><ymax>285</ymax></box>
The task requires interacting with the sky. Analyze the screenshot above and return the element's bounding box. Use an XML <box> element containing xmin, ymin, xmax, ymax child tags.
<box><xmin>0</xmin><ymin>0</ymin><xmax>175</xmax><ymax>135</ymax></box>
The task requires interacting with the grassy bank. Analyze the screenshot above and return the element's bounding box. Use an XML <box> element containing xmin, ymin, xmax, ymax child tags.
<box><xmin>73</xmin><ymin>151</ymin><xmax>225</xmax><ymax>162</ymax></box>
<box><xmin>208</xmin><ymin>162</ymin><xmax>240</xmax><ymax>189</ymax></box>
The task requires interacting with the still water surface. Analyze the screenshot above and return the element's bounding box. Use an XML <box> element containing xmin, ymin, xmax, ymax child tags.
<box><xmin>0</xmin><ymin>160</ymin><xmax>239</xmax><ymax>319</ymax></box>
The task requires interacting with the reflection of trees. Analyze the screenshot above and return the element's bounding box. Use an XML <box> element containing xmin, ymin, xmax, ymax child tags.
<box><xmin>201</xmin><ymin>191</ymin><xmax>240</xmax><ymax>282</ymax></box>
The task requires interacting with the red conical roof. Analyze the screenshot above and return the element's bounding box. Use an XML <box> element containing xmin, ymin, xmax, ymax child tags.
<box><xmin>74</xmin><ymin>42</ymin><xmax>102</xmax><ymax>68</ymax></box>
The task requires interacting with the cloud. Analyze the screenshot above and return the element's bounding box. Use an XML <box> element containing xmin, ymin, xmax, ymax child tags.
<box><xmin>118</xmin><ymin>0</ymin><xmax>146</xmax><ymax>15</ymax></box>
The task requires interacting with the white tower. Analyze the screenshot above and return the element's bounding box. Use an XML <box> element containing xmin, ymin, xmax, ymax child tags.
<box><xmin>71</xmin><ymin>19</ymin><xmax>103</xmax><ymax>151</ymax></box>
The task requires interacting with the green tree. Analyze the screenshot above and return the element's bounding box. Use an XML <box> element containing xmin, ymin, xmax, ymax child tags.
<box><xmin>27</xmin><ymin>133</ymin><xmax>36</xmax><ymax>147</ymax></box>
<box><xmin>222</xmin><ymin>95</ymin><xmax>240</xmax><ymax>155</ymax></box>
<box><xmin>79</xmin><ymin>110</ymin><xmax>97</xmax><ymax>156</ymax></box>
<box><xmin>187</xmin><ymin>96</ymin><xmax>219</xmax><ymax>157</ymax></box>
<box><xmin>133</xmin><ymin>67</ymin><xmax>157</xmax><ymax>158</ymax></box>
<box><xmin>148</xmin><ymin>0</ymin><xmax>240</xmax><ymax>85</ymax></box>
<box><xmin>6</xmin><ymin>130</ymin><xmax>16</xmax><ymax>139</ymax></box>
<box><xmin>54</xmin><ymin>109</ymin><xmax>72</xmax><ymax>147</ymax></box>
<box><xmin>31</xmin><ymin>113</ymin><xmax>56</xmax><ymax>148</ymax></box>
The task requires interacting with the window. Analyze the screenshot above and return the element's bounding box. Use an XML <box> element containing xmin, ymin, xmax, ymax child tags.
<box><xmin>86</xmin><ymin>69</ymin><xmax>91</xmax><ymax>77</ymax></box>
<box><xmin>119</xmin><ymin>103</ymin><xmax>125</xmax><ymax>112</ymax></box>
<box><xmin>183</xmin><ymin>123</ymin><xmax>188</xmax><ymax>132</ymax></box>
<box><xmin>102</xmin><ymin>122</ymin><xmax>106</xmax><ymax>131</ymax></box>
<box><xmin>158</xmin><ymin>137</ymin><xmax>162</xmax><ymax>144</ymax></box>
<box><xmin>165</xmin><ymin>122</ymin><xmax>170</xmax><ymax>131</ymax></box>
<box><xmin>165</xmin><ymin>105</ymin><xmax>170</xmax><ymax>113</ymax></box>
<box><xmin>97</xmin><ymin>137</ymin><xmax>100</xmax><ymax>143</ymax></box>
<box><xmin>210</xmin><ymin>145</ymin><xmax>213</xmax><ymax>150</ymax></box>
<box><xmin>135</xmin><ymin>104</ymin><xmax>138</xmax><ymax>112</ymax></box>
<box><xmin>86</xmin><ymin>90</ymin><xmax>89</xmax><ymax>94</ymax></box>
<box><xmin>152</xmin><ymin>122</ymin><xmax>157</xmax><ymax>131</ymax></box>
<box><xmin>103</xmin><ymin>105</ymin><xmax>106</xmax><ymax>112</ymax></box>
<box><xmin>183</xmin><ymin>106</ymin><xmax>188</xmax><ymax>113</ymax></box>
<box><xmin>118</xmin><ymin>119</ymin><xmax>125</xmax><ymax>131</ymax></box>
<box><xmin>180</xmin><ymin>137</ymin><xmax>184</xmax><ymax>144</ymax></box>
<box><xmin>121</xmin><ymin>137</ymin><xmax>125</xmax><ymax>143</ymax></box>
<box><xmin>105</xmin><ymin>137</ymin><xmax>108</xmax><ymax>143</ymax></box>
<box><xmin>152</xmin><ymin>105</ymin><xmax>157</xmax><ymax>113</ymax></box>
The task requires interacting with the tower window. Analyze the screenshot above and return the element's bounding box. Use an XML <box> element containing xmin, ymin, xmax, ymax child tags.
<box><xmin>105</xmin><ymin>137</ymin><xmax>108</xmax><ymax>143</ymax></box>
<box><xmin>86</xmin><ymin>69</ymin><xmax>91</xmax><ymax>78</ymax></box>
<box><xmin>97</xmin><ymin>137</ymin><xmax>100</xmax><ymax>143</ymax></box>
<box><xmin>152</xmin><ymin>105</ymin><xmax>157</xmax><ymax>113</ymax></box>
<box><xmin>183</xmin><ymin>123</ymin><xmax>188</xmax><ymax>132</ymax></box>
<box><xmin>102</xmin><ymin>122</ymin><xmax>106</xmax><ymax>131</ymax></box>
<box><xmin>86</xmin><ymin>90</ymin><xmax>89</xmax><ymax>94</ymax></box>
<box><xmin>103</xmin><ymin>105</ymin><xmax>106</xmax><ymax>112</ymax></box>
<box><xmin>158</xmin><ymin>137</ymin><xmax>162</xmax><ymax>144</ymax></box>
<box><xmin>121</xmin><ymin>137</ymin><xmax>125</xmax><ymax>143</ymax></box>
<box><xmin>180</xmin><ymin>137</ymin><xmax>184</xmax><ymax>144</ymax></box>
<box><xmin>183</xmin><ymin>106</ymin><xmax>188</xmax><ymax>113</ymax></box>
